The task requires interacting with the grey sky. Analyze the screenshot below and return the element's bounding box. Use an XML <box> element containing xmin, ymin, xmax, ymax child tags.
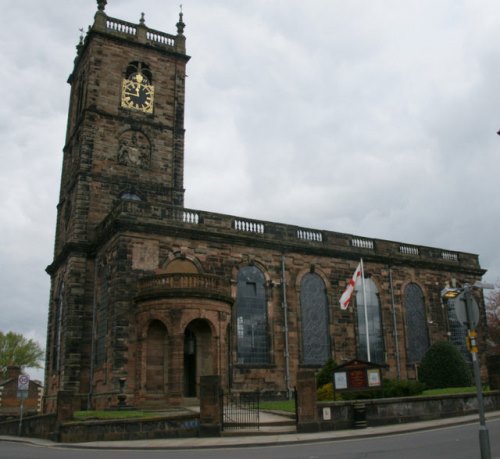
<box><xmin>1</xmin><ymin>0</ymin><xmax>500</xmax><ymax>381</ymax></box>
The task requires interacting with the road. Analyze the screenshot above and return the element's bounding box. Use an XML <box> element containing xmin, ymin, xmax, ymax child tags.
<box><xmin>1</xmin><ymin>419</ymin><xmax>499</xmax><ymax>459</ymax></box>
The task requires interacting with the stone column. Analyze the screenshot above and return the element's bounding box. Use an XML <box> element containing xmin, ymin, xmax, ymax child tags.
<box><xmin>168</xmin><ymin>333</ymin><xmax>184</xmax><ymax>405</ymax></box>
<box><xmin>55</xmin><ymin>390</ymin><xmax>75</xmax><ymax>423</ymax></box>
<box><xmin>296</xmin><ymin>370</ymin><xmax>319</xmax><ymax>433</ymax></box>
<box><xmin>199</xmin><ymin>375</ymin><xmax>221</xmax><ymax>437</ymax></box>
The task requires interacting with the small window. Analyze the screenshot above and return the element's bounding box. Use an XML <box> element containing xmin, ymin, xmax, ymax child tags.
<box><xmin>120</xmin><ymin>191</ymin><xmax>142</xmax><ymax>201</ymax></box>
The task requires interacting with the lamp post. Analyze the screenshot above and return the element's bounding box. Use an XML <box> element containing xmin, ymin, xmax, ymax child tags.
<box><xmin>441</xmin><ymin>281</ymin><xmax>493</xmax><ymax>459</ymax></box>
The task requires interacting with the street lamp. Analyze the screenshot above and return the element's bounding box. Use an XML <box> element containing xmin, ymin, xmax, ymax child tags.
<box><xmin>441</xmin><ymin>281</ymin><xmax>493</xmax><ymax>459</ymax></box>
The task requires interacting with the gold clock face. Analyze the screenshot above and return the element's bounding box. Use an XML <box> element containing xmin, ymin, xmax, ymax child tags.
<box><xmin>121</xmin><ymin>73</ymin><xmax>154</xmax><ymax>113</ymax></box>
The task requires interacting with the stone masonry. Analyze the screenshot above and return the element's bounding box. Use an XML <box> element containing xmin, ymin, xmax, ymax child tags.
<box><xmin>44</xmin><ymin>2</ymin><xmax>488</xmax><ymax>412</ymax></box>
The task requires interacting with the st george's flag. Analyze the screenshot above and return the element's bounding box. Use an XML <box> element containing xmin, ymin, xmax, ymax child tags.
<box><xmin>339</xmin><ymin>263</ymin><xmax>362</xmax><ymax>310</ymax></box>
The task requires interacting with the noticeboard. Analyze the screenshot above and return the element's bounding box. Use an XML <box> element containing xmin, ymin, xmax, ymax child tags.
<box><xmin>332</xmin><ymin>360</ymin><xmax>384</xmax><ymax>392</ymax></box>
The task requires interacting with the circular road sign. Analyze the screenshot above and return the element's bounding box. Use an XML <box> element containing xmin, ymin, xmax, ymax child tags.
<box><xmin>17</xmin><ymin>374</ymin><xmax>30</xmax><ymax>391</ymax></box>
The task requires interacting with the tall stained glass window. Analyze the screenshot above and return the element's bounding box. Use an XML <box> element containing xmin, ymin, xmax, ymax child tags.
<box><xmin>447</xmin><ymin>299</ymin><xmax>472</xmax><ymax>365</ymax></box>
<box><xmin>356</xmin><ymin>278</ymin><xmax>385</xmax><ymax>363</ymax></box>
<box><xmin>236</xmin><ymin>266</ymin><xmax>270</xmax><ymax>364</ymax></box>
<box><xmin>300</xmin><ymin>273</ymin><xmax>330</xmax><ymax>365</ymax></box>
<box><xmin>404</xmin><ymin>283</ymin><xmax>429</xmax><ymax>364</ymax></box>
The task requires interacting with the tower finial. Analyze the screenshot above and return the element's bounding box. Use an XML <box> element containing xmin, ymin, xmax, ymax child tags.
<box><xmin>75</xmin><ymin>27</ymin><xmax>85</xmax><ymax>63</ymax></box>
<box><xmin>97</xmin><ymin>0</ymin><xmax>107</xmax><ymax>12</ymax></box>
<box><xmin>140</xmin><ymin>12</ymin><xmax>145</xmax><ymax>25</ymax></box>
<box><xmin>176</xmin><ymin>4</ymin><xmax>185</xmax><ymax>35</ymax></box>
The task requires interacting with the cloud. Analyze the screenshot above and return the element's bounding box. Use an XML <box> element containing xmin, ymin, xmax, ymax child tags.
<box><xmin>2</xmin><ymin>1</ymin><xmax>500</xmax><ymax>385</ymax></box>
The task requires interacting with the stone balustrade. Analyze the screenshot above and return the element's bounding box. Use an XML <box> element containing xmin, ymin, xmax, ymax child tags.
<box><xmin>136</xmin><ymin>273</ymin><xmax>231</xmax><ymax>302</ymax></box>
<box><xmin>97</xmin><ymin>200</ymin><xmax>481</xmax><ymax>272</ymax></box>
<box><xmin>96</xmin><ymin>15</ymin><xmax>178</xmax><ymax>50</ymax></box>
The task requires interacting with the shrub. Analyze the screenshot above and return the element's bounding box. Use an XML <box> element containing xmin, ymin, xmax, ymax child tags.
<box><xmin>382</xmin><ymin>379</ymin><xmax>425</xmax><ymax>397</ymax></box>
<box><xmin>316</xmin><ymin>359</ymin><xmax>338</xmax><ymax>388</ymax></box>
<box><xmin>317</xmin><ymin>382</ymin><xmax>334</xmax><ymax>401</ymax></box>
<box><xmin>316</xmin><ymin>378</ymin><xmax>425</xmax><ymax>401</ymax></box>
<box><xmin>418</xmin><ymin>341</ymin><xmax>472</xmax><ymax>389</ymax></box>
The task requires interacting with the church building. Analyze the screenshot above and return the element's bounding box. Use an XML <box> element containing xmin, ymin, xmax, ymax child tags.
<box><xmin>44</xmin><ymin>2</ymin><xmax>487</xmax><ymax>411</ymax></box>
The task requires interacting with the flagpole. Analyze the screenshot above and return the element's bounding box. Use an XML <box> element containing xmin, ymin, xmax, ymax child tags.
<box><xmin>360</xmin><ymin>258</ymin><xmax>371</xmax><ymax>362</ymax></box>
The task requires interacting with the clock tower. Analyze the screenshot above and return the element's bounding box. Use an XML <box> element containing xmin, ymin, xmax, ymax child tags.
<box><xmin>45</xmin><ymin>1</ymin><xmax>189</xmax><ymax>410</ymax></box>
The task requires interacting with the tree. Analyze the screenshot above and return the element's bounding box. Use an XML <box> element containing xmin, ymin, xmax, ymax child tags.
<box><xmin>486</xmin><ymin>286</ymin><xmax>500</xmax><ymax>354</ymax></box>
<box><xmin>418</xmin><ymin>341</ymin><xmax>472</xmax><ymax>389</ymax></box>
<box><xmin>0</xmin><ymin>331</ymin><xmax>44</xmax><ymax>377</ymax></box>
<box><xmin>316</xmin><ymin>359</ymin><xmax>338</xmax><ymax>388</ymax></box>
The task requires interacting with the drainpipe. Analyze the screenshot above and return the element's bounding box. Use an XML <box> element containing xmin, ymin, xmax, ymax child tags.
<box><xmin>389</xmin><ymin>267</ymin><xmax>401</xmax><ymax>380</ymax></box>
<box><xmin>281</xmin><ymin>255</ymin><xmax>292</xmax><ymax>399</ymax></box>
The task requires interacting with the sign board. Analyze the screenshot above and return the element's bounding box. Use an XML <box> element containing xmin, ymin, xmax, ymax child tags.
<box><xmin>17</xmin><ymin>374</ymin><xmax>29</xmax><ymax>391</ymax></box>
<box><xmin>348</xmin><ymin>368</ymin><xmax>368</xmax><ymax>389</ymax></box>
<box><xmin>334</xmin><ymin>372</ymin><xmax>348</xmax><ymax>390</ymax></box>
<box><xmin>453</xmin><ymin>293</ymin><xmax>480</xmax><ymax>329</ymax></box>
<box><xmin>17</xmin><ymin>390</ymin><xmax>28</xmax><ymax>400</ymax></box>
<box><xmin>332</xmin><ymin>360</ymin><xmax>384</xmax><ymax>393</ymax></box>
<box><xmin>367</xmin><ymin>368</ymin><xmax>382</xmax><ymax>387</ymax></box>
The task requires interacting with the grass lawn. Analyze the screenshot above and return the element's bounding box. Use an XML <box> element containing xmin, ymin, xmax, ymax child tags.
<box><xmin>422</xmin><ymin>386</ymin><xmax>481</xmax><ymax>396</ymax></box>
<box><xmin>75</xmin><ymin>387</ymin><xmax>486</xmax><ymax>420</ymax></box>
<box><xmin>259</xmin><ymin>400</ymin><xmax>296</xmax><ymax>413</ymax></box>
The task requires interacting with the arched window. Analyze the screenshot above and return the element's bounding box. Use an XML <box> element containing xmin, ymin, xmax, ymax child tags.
<box><xmin>300</xmin><ymin>273</ymin><xmax>330</xmax><ymax>365</ymax></box>
<box><xmin>236</xmin><ymin>266</ymin><xmax>269</xmax><ymax>365</ymax></box>
<box><xmin>356</xmin><ymin>278</ymin><xmax>385</xmax><ymax>363</ymax></box>
<box><xmin>404</xmin><ymin>283</ymin><xmax>429</xmax><ymax>364</ymax></box>
<box><xmin>119</xmin><ymin>191</ymin><xmax>142</xmax><ymax>201</ymax></box>
<box><xmin>125</xmin><ymin>61</ymin><xmax>153</xmax><ymax>84</ymax></box>
<box><xmin>447</xmin><ymin>299</ymin><xmax>471</xmax><ymax>365</ymax></box>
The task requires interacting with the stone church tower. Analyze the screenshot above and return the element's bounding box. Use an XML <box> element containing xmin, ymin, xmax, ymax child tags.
<box><xmin>45</xmin><ymin>2</ymin><xmax>488</xmax><ymax>412</ymax></box>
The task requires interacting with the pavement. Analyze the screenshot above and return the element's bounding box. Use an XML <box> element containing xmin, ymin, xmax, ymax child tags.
<box><xmin>1</xmin><ymin>410</ymin><xmax>500</xmax><ymax>450</ymax></box>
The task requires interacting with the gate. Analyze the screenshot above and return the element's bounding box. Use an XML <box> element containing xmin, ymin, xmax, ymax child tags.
<box><xmin>221</xmin><ymin>391</ymin><xmax>260</xmax><ymax>431</ymax></box>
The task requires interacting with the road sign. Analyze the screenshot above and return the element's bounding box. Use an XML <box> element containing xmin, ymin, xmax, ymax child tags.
<box><xmin>17</xmin><ymin>374</ymin><xmax>29</xmax><ymax>391</ymax></box>
<box><xmin>453</xmin><ymin>292</ymin><xmax>480</xmax><ymax>329</ymax></box>
<box><xmin>466</xmin><ymin>330</ymin><xmax>479</xmax><ymax>353</ymax></box>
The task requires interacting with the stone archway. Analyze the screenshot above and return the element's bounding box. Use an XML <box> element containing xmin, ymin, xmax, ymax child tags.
<box><xmin>183</xmin><ymin>319</ymin><xmax>214</xmax><ymax>398</ymax></box>
<box><xmin>146</xmin><ymin>320</ymin><xmax>168</xmax><ymax>393</ymax></box>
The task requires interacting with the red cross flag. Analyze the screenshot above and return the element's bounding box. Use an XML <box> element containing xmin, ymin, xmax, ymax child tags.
<box><xmin>339</xmin><ymin>263</ymin><xmax>361</xmax><ymax>310</ymax></box>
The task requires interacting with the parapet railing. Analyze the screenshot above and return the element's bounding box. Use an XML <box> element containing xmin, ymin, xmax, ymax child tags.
<box><xmin>137</xmin><ymin>272</ymin><xmax>231</xmax><ymax>299</ymax></box>
<box><xmin>98</xmin><ymin>15</ymin><xmax>178</xmax><ymax>50</ymax></box>
<box><xmin>99</xmin><ymin>200</ymin><xmax>473</xmax><ymax>268</ymax></box>
<box><xmin>105</xmin><ymin>17</ymin><xmax>137</xmax><ymax>37</ymax></box>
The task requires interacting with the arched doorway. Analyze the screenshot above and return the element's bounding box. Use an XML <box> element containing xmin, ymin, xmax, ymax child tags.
<box><xmin>146</xmin><ymin>320</ymin><xmax>168</xmax><ymax>392</ymax></box>
<box><xmin>183</xmin><ymin>319</ymin><xmax>213</xmax><ymax>397</ymax></box>
<box><xmin>184</xmin><ymin>328</ymin><xmax>197</xmax><ymax>397</ymax></box>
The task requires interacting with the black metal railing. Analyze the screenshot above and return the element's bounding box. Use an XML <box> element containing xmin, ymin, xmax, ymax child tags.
<box><xmin>221</xmin><ymin>391</ymin><xmax>260</xmax><ymax>431</ymax></box>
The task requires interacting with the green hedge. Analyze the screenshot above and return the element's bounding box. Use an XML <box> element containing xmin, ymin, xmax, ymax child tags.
<box><xmin>317</xmin><ymin>379</ymin><xmax>426</xmax><ymax>401</ymax></box>
<box><xmin>418</xmin><ymin>341</ymin><xmax>472</xmax><ymax>389</ymax></box>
